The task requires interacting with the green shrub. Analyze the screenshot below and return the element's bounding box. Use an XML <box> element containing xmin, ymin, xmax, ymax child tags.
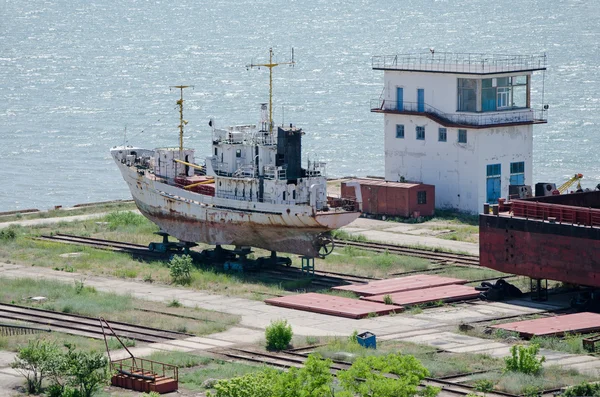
<box><xmin>383</xmin><ymin>294</ymin><xmax>394</xmax><ymax>305</ymax></box>
<box><xmin>265</xmin><ymin>319</ymin><xmax>293</xmax><ymax>351</ymax></box>
<box><xmin>337</xmin><ymin>353</ymin><xmax>440</xmax><ymax>397</ymax></box>
<box><xmin>169</xmin><ymin>254</ymin><xmax>193</xmax><ymax>285</ymax></box>
<box><xmin>10</xmin><ymin>339</ymin><xmax>62</xmax><ymax>394</ymax></box>
<box><xmin>0</xmin><ymin>227</ymin><xmax>17</xmax><ymax>240</ymax></box>
<box><xmin>561</xmin><ymin>381</ymin><xmax>600</xmax><ymax>397</ymax></box>
<box><xmin>105</xmin><ymin>211</ymin><xmax>146</xmax><ymax>230</ymax></box>
<box><xmin>504</xmin><ymin>344</ymin><xmax>545</xmax><ymax>375</ymax></box>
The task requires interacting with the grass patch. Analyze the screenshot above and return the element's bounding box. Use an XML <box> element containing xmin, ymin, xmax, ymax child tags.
<box><xmin>0</xmin><ymin>278</ymin><xmax>239</xmax><ymax>336</ymax></box>
<box><xmin>331</xmin><ymin>229</ymin><xmax>367</xmax><ymax>242</ymax></box>
<box><xmin>436</xmin><ymin>225</ymin><xmax>479</xmax><ymax>243</ymax></box>
<box><xmin>147</xmin><ymin>351</ymin><xmax>212</xmax><ymax>368</ymax></box>
<box><xmin>0</xmin><ymin>331</ymin><xmax>108</xmax><ymax>353</ymax></box>
<box><xmin>180</xmin><ymin>360</ymin><xmax>268</xmax><ymax>391</ymax></box>
<box><xmin>315</xmin><ymin>338</ymin><xmax>504</xmax><ymax>378</ymax></box>
<box><xmin>428</xmin><ymin>208</ymin><xmax>479</xmax><ymax>226</ymax></box>
<box><xmin>468</xmin><ymin>365</ymin><xmax>595</xmax><ymax>395</ymax></box>
<box><xmin>0</xmin><ymin>201</ymin><xmax>137</xmax><ymax>223</ymax></box>
<box><xmin>530</xmin><ymin>333</ymin><xmax>588</xmax><ymax>355</ymax></box>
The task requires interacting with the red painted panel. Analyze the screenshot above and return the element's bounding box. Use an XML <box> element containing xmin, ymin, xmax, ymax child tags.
<box><xmin>331</xmin><ymin>275</ymin><xmax>468</xmax><ymax>296</ymax></box>
<box><xmin>265</xmin><ymin>293</ymin><xmax>403</xmax><ymax>319</ymax></box>
<box><xmin>490</xmin><ymin>312</ymin><xmax>600</xmax><ymax>338</ymax></box>
<box><xmin>480</xmin><ymin>220</ymin><xmax>600</xmax><ymax>287</ymax></box>
<box><xmin>362</xmin><ymin>284</ymin><xmax>479</xmax><ymax>305</ymax></box>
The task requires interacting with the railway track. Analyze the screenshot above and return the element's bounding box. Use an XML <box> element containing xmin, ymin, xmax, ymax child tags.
<box><xmin>36</xmin><ymin>234</ymin><xmax>507</xmax><ymax>292</ymax></box>
<box><xmin>333</xmin><ymin>239</ymin><xmax>480</xmax><ymax>267</ymax></box>
<box><xmin>0</xmin><ymin>303</ymin><xmax>193</xmax><ymax>343</ymax></box>
<box><xmin>36</xmin><ymin>233</ymin><xmax>169</xmax><ymax>260</ymax></box>
<box><xmin>213</xmin><ymin>346</ymin><xmax>531</xmax><ymax>397</ymax></box>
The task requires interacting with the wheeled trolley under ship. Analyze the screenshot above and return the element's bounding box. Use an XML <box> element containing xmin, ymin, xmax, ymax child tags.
<box><xmin>112</xmin><ymin>76</ymin><xmax>361</xmax><ymax>258</ymax></box>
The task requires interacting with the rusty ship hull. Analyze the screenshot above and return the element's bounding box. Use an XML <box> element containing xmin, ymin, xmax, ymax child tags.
<box><xmin>113</xmin><ymin>149</ymin><xmax>361</xmax><ymax>257</ymax></box>
<box><xmin>480</xmin><ymin>191</ymin><xmax>600</xmax><ymax>287</ymax></box>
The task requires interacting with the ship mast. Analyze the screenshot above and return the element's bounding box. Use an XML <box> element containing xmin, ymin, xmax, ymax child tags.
<box><xmin>247</xmin><ymin>48</ymin><xmax>295</xmax><ymax>133</ymax></box>
<box><xmin>170</xmin><ymin>85</ymin><xmax>192</xmax><ymax>152</ymax></box>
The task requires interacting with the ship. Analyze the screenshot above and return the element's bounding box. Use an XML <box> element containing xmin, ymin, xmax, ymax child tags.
<box><xmin>111</xmin><ymin>50</ymin><xmax>361</xmax><ymax>259</ymax></box>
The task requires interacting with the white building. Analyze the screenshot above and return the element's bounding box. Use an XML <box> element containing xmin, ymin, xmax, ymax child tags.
<box><xmin>372</xmin><ymin>52</ymin><xmax>547</xmax><ymax>213</ymax></box>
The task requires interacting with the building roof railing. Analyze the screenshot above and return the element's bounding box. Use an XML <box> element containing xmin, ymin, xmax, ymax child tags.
<box><xmin>372</xmin><ymin>52</ymin><xmax>547</xmax><ymax>74</ymax></box>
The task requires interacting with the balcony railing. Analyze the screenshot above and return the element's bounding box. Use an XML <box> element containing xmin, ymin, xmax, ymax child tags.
<box><xmin>372</xmin><ymin>52</ymin><xmax>547</xmax><ymax>74</ymax></box>
<box><xmin>371</xmin><ymin>99</ymin><xmax>547</xmax><ymax>127</ymax></box>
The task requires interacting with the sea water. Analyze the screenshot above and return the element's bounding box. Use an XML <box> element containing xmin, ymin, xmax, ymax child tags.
<box><xmin>1</xmin><ymin>0</ymin><xmax>598</xmax><ymax>211</ymax></box>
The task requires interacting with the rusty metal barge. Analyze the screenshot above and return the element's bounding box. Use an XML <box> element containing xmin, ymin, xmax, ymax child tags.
<box><xmin>112</xmin><ymin>64</ymin><xmax>361</xmax><ymax>258</ymax></box>
<box><xmin>480</xmin><ymin>191</ymin><xmax>600</xmax><ymax>287</ymax></box>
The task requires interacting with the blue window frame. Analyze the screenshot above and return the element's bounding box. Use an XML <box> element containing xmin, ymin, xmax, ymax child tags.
<box><xmin>396</xmin><ymin>87</ymin><xmax>404</xmax><ymax>111</ymax></box>
<box><xmin>396</xmin><ymin>124</ymin><xmax>405</xmax><ymax>138</ymax></box>
<box><xmin>416</xmin><ymin>126</ymin><xmax>425</xmax><ymax>140</ymax></box>
<box><xmin>510</xmin><ymin>161</ymin><xmax>525</xmax><ymax>185</ymax></box>
<box><xmin>458</xmin><ymin>129</ymin><xmax>467</xmax><ymax>143</ymax></box>
<box><xmin>486</xmin><ymin>163</ymin><xmax>501</xmax><ymax>204</ymax></box>
<box><xmin>438</xmin><ymin>128</ymin><xmax>447</xmax><ymax>142</ymax></box>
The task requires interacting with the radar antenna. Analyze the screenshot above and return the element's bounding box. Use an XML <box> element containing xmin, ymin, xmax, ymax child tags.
<box><xmin>246</xmin><ymin>48</ymin><xmax>295</xmax><ymax>133</ymax></box>
<box><xmin>170</xmin><ymin>85</ymin><xmax>194</xmax><ymax>152</ymax></box>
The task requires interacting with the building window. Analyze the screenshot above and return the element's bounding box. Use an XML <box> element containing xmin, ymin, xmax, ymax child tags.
<box><xmin>497</xmin><ymin>87</ymin><xmax>510</xmax><ymax>108</ymax></box>
<box><xmin>458</xmin><ymin>129</ymin><xmax>467</xmax><ymax>143</ymax></box>
<box><xmin>396</xmin><ymin>124</ymin><xmax>404</xmax><ymax>138</ymax></box>
<box><xmin>417</xmin><ymin>191</ymin><xmax>427</xmax><ymax>204</ymax></box>
<box><xmin>457</xmin><ymin>78</ymin><xmax>477</xmax><ymax>112</ymax></box>
<box><xmin>438</xmin><ymin>128</ymin><xmax>447</xmax><ymax>142</ymax></box>
<box><xmin>510</xmin><ymin>161</ymin><xmax>525</xmax><ymax>185</ymax></box>
<box><xmin>416</xmin><ymin>126</ymin><xmax>425</xmax><ymax>140</ymax></box>
<box><xmin>214</xmin><ymin>148</ymin><xmax>218</xmax><ymax>156</ymax></box>
<box><xmin>236</xmin><ymin>149</ymin><xmax>241</xmax><ymax>158</ymax></box>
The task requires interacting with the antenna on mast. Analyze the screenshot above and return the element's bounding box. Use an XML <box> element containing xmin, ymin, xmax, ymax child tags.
<box><xmin>246</xmin><ymin>48</ymin><xmax>295</xmax><ymax>133</ymax></box>
<box><xmin>169</xmin><ymin>85</ymin><xmax>194</xmax><ymax>152</ymax></box>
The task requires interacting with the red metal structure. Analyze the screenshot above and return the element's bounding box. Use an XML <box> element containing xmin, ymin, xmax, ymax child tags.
<box><xmin>341</xmin><ymin>178</ymin><xmax>435</xmax><ymax>218</ymax></box>
<box><xmin>480</xmin><ymin>191</ymin><xmax>600</xmax><ymax>287</ymax></box>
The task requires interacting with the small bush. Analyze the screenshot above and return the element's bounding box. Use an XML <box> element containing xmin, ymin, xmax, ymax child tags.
<box><xmin>561</xmin><ymin>381</ymin><xmax>600</xmax><ymax>397</ymax></box>
<box><xmin>169</xmin><ymin>254</ymin><xmax>193</xmax><ymax>285</ymax></box>
<box><xmin>168</xmin><ymin>298</ymin><xmax>182</xmax><ymax>308</ymax></box>
<box><xmin>0</xmin><ymin>228</ymin><xmax>17</xmax><ymax>240</ymax></box>
<box><xmin>383</xmin><ymin>294</ymin><xmax>394</xmax><ymax>305</ymax></box>
<box><xmin>504</xmin><ymin>343</ymin><xmax>545</xmax><ymax>375</ymax></box>
<box><xmin>265</xmin><ymin>319</ymin><xmax>293</xmax><ymax>351</ymax></box>
<box><xmin>105</xmin><ymin>211</ymin><xmax>146</xmax><ymax>230</ymax></box>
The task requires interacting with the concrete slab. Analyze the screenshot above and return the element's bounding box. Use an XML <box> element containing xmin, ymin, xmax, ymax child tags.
<box><xmin>0</xmin><ymin>352</ymin><xmax>16</xmax><ymax>367</ymax></box>
<box><xmin>109</xmin><ymin>347</ymin><xmax>162</xmax><ymax>360</ymax></box>
<box><xmin>207</xmin><ymin>327</ymin><xmax>264</xmax><ymax>344</ymax></box>
<box><xmin>165</xmin><ymin>339</ymin><xmax>214</xmax><ymax>350</ymax></box>
<box><xmin>146</xmin><ymin>342</ymin><xmax>193</xmax><ymax>352</ymax></box>
<box><xmin>378</xmin><ymin>327</ymin><xmax>445</xmax><ymax>341</ymax></box>
<box><xmin>445</xmin><ymin>342</ymin><xmax>508</xmax><ymax>353</ymax></box>
<box><xmin>184</xmin><ymin>337</ymin><xmax>233</xmax><ymax>347</ymax></box>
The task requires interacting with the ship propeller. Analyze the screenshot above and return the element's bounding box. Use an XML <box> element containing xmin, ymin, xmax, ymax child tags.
<box><xmin>316</xmin><ymin>233</ymin><xmax>335</xmax><ymax>258</ymax></box>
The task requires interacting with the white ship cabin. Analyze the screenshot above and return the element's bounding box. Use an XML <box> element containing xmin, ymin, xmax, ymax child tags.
<box><xmin>372</xmin><ymin>52</ymin><xmax>547</xmax><ymax>213</ymax></box>
<box><xmin>204</xmin><ymin>123</ymin><xmax>328</xmax><ymax>208</ymax></box>
<box><xmin>140</xmin><ymin>121</ymin><xmax>329</xmax><ymax>210</ymax></box>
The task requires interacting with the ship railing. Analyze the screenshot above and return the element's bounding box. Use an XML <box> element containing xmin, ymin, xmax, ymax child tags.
<box><xmin>511</xmin><ymin>200</ymin><xmax>600</xmax><ymax>227</ymax></box>
<box><xmin>371</xmin><ymin>99</ymin><xmax>547</xmax><ymax>126</ymax></box>
<box><xmin>253</xmin><ymin>131</ymin><xmax>277</xmax><ymax>146</ymax></box>
<box><xmin>215</xmin><ymin>191</ymin><xmax>310</xmax><ymax>206</ymax></box>
<box><xmin>211</xmin><ymin>159</ymin><xmax>230</xmax><ymax>176</ymax></box>
<box><xmin>372</xmin><ymin>52</ymin><xmax>547</xmax><ymax>73</ymax></box>
<box><xmin>306</xmin><ymin>160</ymin><xmax>327</xmax><ymax>177</ymax></box>
<box><xmin>234</xmin><ymin>165</ymin><xmax>256</xmax><ymax>178</ymax></box>
<box><xmin>264</xmin><ymin>165</ymin><xmax>287</xmax><ymax>180</ymax></box>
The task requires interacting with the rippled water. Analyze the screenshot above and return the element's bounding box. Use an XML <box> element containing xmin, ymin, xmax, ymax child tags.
<box><xmin>1</xmin><ymin>0</ymin><xmax>598</xmax><ymax>211</ymax></box>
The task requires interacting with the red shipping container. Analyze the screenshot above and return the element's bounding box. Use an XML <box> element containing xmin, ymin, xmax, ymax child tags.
<box><xmin>341</xmin><ymin>178</ymin><xmax>434</xmax><ymax>217</ymax></box>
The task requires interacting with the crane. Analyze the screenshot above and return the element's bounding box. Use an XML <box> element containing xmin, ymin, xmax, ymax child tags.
<box><xmin>556</xmin><ymin>173</ymin><xmax>583</xmax><ymax>194</ymax></box>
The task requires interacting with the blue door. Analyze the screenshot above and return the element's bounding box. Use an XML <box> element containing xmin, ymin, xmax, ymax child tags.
<box><xmin>486</xmin><ymin>164</ymin><xmax>501</xmax><ymax>204</ymax></box>
<box><xmin>396</xmin><ymin>87</ymin><xmax>403</xmax><ymax>111</ymax></box>
<box><xmin>417</xmin><ymin>89</ymin><xmax>424</xmax><ymax>112</ymax></box>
